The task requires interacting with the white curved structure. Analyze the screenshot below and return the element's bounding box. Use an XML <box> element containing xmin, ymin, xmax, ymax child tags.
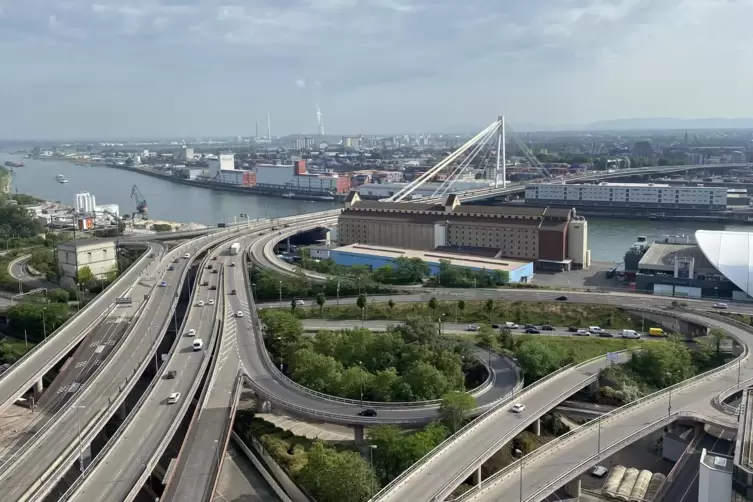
<box><xmin>696</xmin><ymin>229</ymin><xmax>753</xmax><ymax>295</ymax></box>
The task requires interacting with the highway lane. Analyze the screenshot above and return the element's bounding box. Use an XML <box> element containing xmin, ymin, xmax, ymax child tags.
<box><xmin>0</xmin><ymin>242</ymin><xmax>163</xmax><ymax>416</ymax></box>
<box><xmin>7</xmin><ymin>254</ymin><xmax>57</xmax><ymax>291</ymax></box>
<box><xmin>161</xmin><ymin>251</ymin><xmax>244</xmax><ymax>502</ymax></box>
<box><xmin>0</xmin><ymin>242</ymin><xmax>196</xmax><ymax>501</ymax></box>
<box><xmin>453</xmin><ymin>309</ymin><xmax>751</xmax><ymax>502</ymax></box>
<box><xmin>65</xmin><ymin>252</ymin><xmax>224</xmax><ymax>502</ymax></box>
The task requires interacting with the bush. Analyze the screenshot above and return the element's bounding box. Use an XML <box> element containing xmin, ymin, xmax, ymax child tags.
<box><xmin>47</xmin><ymin>288</ymin><xmax>70</xmax><ymax>304</ymax></box>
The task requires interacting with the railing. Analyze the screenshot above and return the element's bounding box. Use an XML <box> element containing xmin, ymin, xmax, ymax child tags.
<box><xmin>0</xmin><ymin>241</ymin><xmax>155</xmax><ymax>410</ymax></box>
<box><xmin>368</xmin><ymin>351</ymin><xmax>620</xmax><ymax>501</ymax></box>
<box><xmin>455</xmin><ymin>308</ymin><xmax>753</xmax><ymax>501</ymax></box>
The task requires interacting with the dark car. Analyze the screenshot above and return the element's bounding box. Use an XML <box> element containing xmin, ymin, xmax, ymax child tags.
<box><xmin>358</xmin><ymin>409</ymin><xmax>378</xmax><ymax>417</ymax></box>
<box><xmin>230</xmin><ymin>289</ymin><xmax>236</xmax><ymax>295</ymax></box>
<box><xmin>230</xmin><ymin>263</ymin><xmax>236</xmax><ymax>267</ymax></box>
<box><xmin>568</xmin><ymin>326</ymin><xmax>578</xmax><ymax>332</ymax></box>
<box><xmin>556</xmin><ymin>296</ymin><xmax>568</xmax><ymax>301</ymax></box>
<box><xmin>524</xmin><ymin>324</ymin><xmax>536</xmax><ymax>329</ymax></box>
<box><xmin>599</xmin><ymin>332</ymin><xmax>614</xmax><ymax>338</ymax></box>
<box><xmin>207</xmin><ymin>265</ymin><xmax>213</xmax><ymax>270</ymax></box>
<box><xmin>212</xmin><ymin>269</ymin><xmax>218</xmax><ymax>274</ymax></box>
<box><xmin>492</xmin><ymin>323</ymin><xmax>501</xmax><ymax>329</ymax></box>
<box><xmin>541</xmin><ymin>325</ymin><xmax>555</xmax><ymax>331</ymax></box>
<box><xmin>213</xmin><ymin>256</ymin><xmax>218</xmax><ymax>260</ymax></box>
<box><xmin>201</xmin><ymin>281</ymin><xmax>209</xmax><ymax>286</ymax></box>
<box><xmin>210</xmin><ymin>285</ymin><xmax>217</xmax><ymax>291</ymax></box>
<box><xmin>525</xmin><ymin>328</ymin><xmax>540</xmax><ymax>334</ymax></box>
<box><xmin>165</xmin><ymin>370</ymin><xmax>177</xmax><ymax>380</ymax></box>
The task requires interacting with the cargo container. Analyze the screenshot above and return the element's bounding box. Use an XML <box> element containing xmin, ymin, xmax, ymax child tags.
<box><xmin>230</xmin><ymin>242</ymin><xmax>240</xmax><ymax>255</ymax></box>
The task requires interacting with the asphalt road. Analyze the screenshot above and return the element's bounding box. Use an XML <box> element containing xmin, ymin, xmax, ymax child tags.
<box><xmin>64</xmin><ymin>250</ymin><xmax>224</xmax><ymax>502</ymax></box>
<box><xmin>0</xmin><ymin>242</ymin><xmax>197</xmax><ymax>501</ymax></box>
<box><xmin>8</xmin><ymin>254</ymin><xmax>57</xmax><ymax>291</ymax></box>
<box><xmin>0</xmin><ymin>242</ymin><xmax>164</xmax><ymax>416</ymax></box>
<box><xmin>661</xmin><ymin>433</ymin><xmax>733</xmax><ymax>502</ymax></box>
<box><xmin>162</xmin><ymin>250</ymin><xmax>245</xmax><ymax>502</ymax></box>
<box><xmin>454</xmin><ymin>308</ymin><xmax>750</xmax><ymax>502</ymax></box>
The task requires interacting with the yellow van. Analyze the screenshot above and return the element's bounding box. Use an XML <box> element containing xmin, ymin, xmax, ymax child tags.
<box><xmin>649</xmin><ymin>327</ymin><xmax>665</xmax><ymax>337</ymax></box>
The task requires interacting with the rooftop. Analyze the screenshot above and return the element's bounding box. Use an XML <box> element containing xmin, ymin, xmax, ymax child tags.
<box><xmin>700</xmin><ymin>448</ymin><xmax>733</xmax><ymax>473</ymax></box>
<box><xmin>638</xmin><ymin>243</ymin><xmax>715</xmax><ymax>270</ymax></box>
<box><xmin>57</xmin><ymin>239</ymin><xmax>115</xmax><ymax>251</ymax></box>
<box><xmin>332</xmin><ymin>243</ymin><xmax>531</xmax><ymax>272</ymax></box>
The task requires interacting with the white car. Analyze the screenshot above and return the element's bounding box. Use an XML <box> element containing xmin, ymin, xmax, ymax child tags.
<box><xmin>185</xmin><ymin>329</ymin><xmax>196</xmax><ymax>337</ymax></box>
<box><xmin>167</xmin><ymin>392</ymin><xmax>181</xmax><ymax>404</ymax></box>
<box><xmin>295</xmin><ymin>300</ymin><xmax>306</xmax><ymax>306</ymax></box>
<box><xmin>236</xmin><ymin>311</ymin><xmax>244</xmax><ymax>317</ymax></box>
<box><xmin>183</xmin><ymin>253</ymin><xmax>190</xmax><ymax>259</ymax></box>
<box><xmin>467</xmin><ymin>325</ymin><xmax>479</xmax><ymax>331</ymax></box>
<box><xmin>575</xmin><ymin>329</ymin><xmax>590</xmax><ymax>336</ymax></box>
<box><xmin>511</xmin><ymin>403</ymin><xmax>526</xmax><ymax>413</ymax></box>
<box><xmin>591</xmin><ymin>465</ymin><xmax>609</xmax><ymax>477</ymax></box>
<box><xmin>208</xmin><ymin>299</ymin><xmax>215</xmax><ymax>306</ymax></box>
<box><xmin>197</xmin><ymin>300</ymin><xmax>205</xmax><ymax>307</ymax></box>
<box><xmin>713</xmin><ymin>302</ymin><xmax>728</xmax><ymax>309</ymax></box>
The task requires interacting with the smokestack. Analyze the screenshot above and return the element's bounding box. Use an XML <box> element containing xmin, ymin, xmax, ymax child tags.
<box><xmin>267</xmin><ymin>112</ymin><xmax>271</xmax><ymax>140</ymax></box>
<box><xmin>255</xmin><ymin>121</ymin><xmax>258</xmax><ymax>138</ymax></box>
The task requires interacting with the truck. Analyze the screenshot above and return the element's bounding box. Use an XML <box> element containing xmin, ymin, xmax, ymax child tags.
<box><xmin>230</xmin><ymin>242</ymin><xmax>240</xmax><ymax>256</ymax></box>
<box><xmin>648</xmin><ymin>327</ymin><xmax>665</xmax><ymax>337</ymax></box>
<box><xmin>622</xmin><ymin>329</ymin><xmax>640</xmax><ymax>339</ymax></box>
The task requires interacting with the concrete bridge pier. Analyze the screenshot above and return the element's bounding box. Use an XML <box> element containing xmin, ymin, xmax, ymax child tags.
<box><xmin>563</xmin><ymin>479</ymin><xmax>581</xmax><ymax>498</ymax></box>
<box><xmin>532</xmin><ymin>418</ymin><xmax>541</xmax><ymax>436</ymax></box>
<box><xmin>33</xmin><ymin>378</ymin><xmax>44</xmax><ymax>399</ymax></box>
<box><xmin>472</xmin><ymin>467</ymin><xmax>482</xmax><ymax>485</ymax></box>
<box><xmin>353</xmin><ymin>425</ymin><xmax>364</xmax><ymax>445</ymax></box>
<box><xmin>117</xmin><ymin>403</ymin><xmax>127</xmax><ymax>421</ymax></box>
<box><xmin>77</xmin><ymin>443</ymin><xmax>93</xmax><ymax>472</ymax></box>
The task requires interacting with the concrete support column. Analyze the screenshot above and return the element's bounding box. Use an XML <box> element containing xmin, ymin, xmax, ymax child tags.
<box><xmin>353</xmin><ymin>425</ymin><xmax>364</xmax><ymax>445</ymax></box>
<box><xmin>533</xmin><ymin>418</ymin><xmax>541</xmax><ymax>436</ymax></box>
<box><xmin>472</xmin><ymin>467</ymin><xmax>482</xmax><ymax>486</ymax></box>
<box><xmin>563</xmin><ymin>479</ymin><xmax>581</xmax><ymax>498</ymax></box>
<box><xmin>78</xmin><ymin>443</ymin><xmax>93</xmax><ymax>472</ymax></box>
<box><xmin>117</xmin><ymin>403</ymin><xmax>127</xmax><ymax>421</ymax></box>
<box><xmin>286</xmin><ymin>238</ymin><xmax>291</xmax><ymax>253</ymax></box>
<box><xmin>33</xmin><ymin>378</ymin><xmax>44</xmax><ymax>399</ymax></box>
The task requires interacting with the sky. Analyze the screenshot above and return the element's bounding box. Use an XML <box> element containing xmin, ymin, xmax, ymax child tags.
<box><xmin>1</xmin><ymin>0</ymin><xmax>753</xmax><ymax>140</ymax></box>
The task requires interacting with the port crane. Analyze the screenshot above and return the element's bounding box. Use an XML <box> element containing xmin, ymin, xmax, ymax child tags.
<box><xmin>130</xmin><ymin>185</ymin><xmax>148</xmax><ymax>220</ymax></box>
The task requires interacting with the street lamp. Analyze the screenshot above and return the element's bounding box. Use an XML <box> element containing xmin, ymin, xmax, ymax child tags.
<box><xmin>279</xmin><ymin>280</ymin><xmax>282</xmax><ymax>307</ymax></box>
<box><xmin>41</xmin><ymin>307</ymin><xmax>47</xmax><ymax>339</ymax></box>
<box><xmin>358</xmin><ymin>360</ymin><xmax>364</xmax><ymax>406</ymax></box>
<box><xmin>514</xmin><ymin>448</ymin><xmax>523</xmax><ymax>502</ymax></box>
<box><xmin>73</xmin><ymin>405</ymin><xmax>86</xmax><ymax>472</ymax></box>
<box><xmin>666</xmin><ymin>371</ymin><xmax>672</xmax><ymax>420</ymax></box>
<box><xmin>251</xmin><ymin>283</ymin><xmax>257</xmax><ymax>301</ymax></box>
<box><xmin>369</xmin><ymin>444</ymin><xmax>378</xmax><ymax>497</ymax></box>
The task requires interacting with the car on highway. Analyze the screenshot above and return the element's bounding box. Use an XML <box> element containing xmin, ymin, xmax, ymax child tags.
<box><xmin>491</xmin><ymin>323</ymin><xmax>501</xmax><ymax>329</ymax></box>
<box><xmin>524</xmin><ymin>328</ymin><xmax>540</xmax><ymax>334</ymax></box>
<box><xmin>197</xmin><ymin>301</ymin><xmax>205</xmax><ymax>307</ymax></box>
<box><xmin>295</xmin><ymin>299</ymin><xmax>306</xmax><ymax>306</ymax></box>
<box><xmin>523</xmin><ymin>324</ymin><xmax>536</xmax><ymax>329</ymax></box>
<box><xmin>358</xmin><ymin>409</ymin><xmax>378</xmax><ymax>417</ymax></box>
<box><xmin>207</xmin><ymin>265</ymin><xmax>213</xmax><ymax>270</ymax></box>
<box><xmin>598</xmin><ymin>332</ymin><xmax>614</xmax><ymax>338</ymax></box>
<box><xmin>556</xmin><ymin>295</ymin><xmax>568</xmax><ymax>301</ymax></box>
<box><xmin>159</xmin><ymin>281</ymin><xmax>167</xmax><ymax>287</ymax></box>
<box><xmin>236</xmin><ymin>311</ymin><xmax>244</xmax><ymax>317</ymax></box>
<box><xmin>185</xmin><ymin>329</ymin><xmax>196</xmax><ymax>337</ymax></box>
<box><xmin>212</xmin><ymin>269</ymin><xmax>218</xmax><ymax>274</ymax></box>
<box><xmin>575</xmin><ymin>329</ymin><xmax>590</xmax><ymax>336</ymax></box>
<box><xmin>208</xmin><ymin>299</ymin><xmax>215</xmax><ymax>306</ymax></box>
<box><xmin>568</xmin><ymin>326</ymin><xmax>578</xmax><ymax>332</ymax></box>
<box><xmin>230</xmin><ymin>289</ymin><xmax>236</xmax><ymax>295</ymax></box>
<box><xmin>167</xmin><ymin>392</ymin><xmax>181</xmax><ymax>404</ymax></box>
<box><xmin>165</xmin><ymin>370</ymin><xmax>177</xmax><ymax>380</ymax></box>
<box><xmin>183</xmin><ymin>253</ymin><xmax>190</xmax><ymax>259</ymax></box>
<box><xmin>591</xmin><ymin>466</ymin><xmax>609</xmax><ymax>477</ymax></box>
<box><xmin>589</xmin><ymin>326</ymin><xmax>603</xmax><ymax>333</ymax></box>
<box><xmin>505</xmin><ymin>322</ymin><xmax>518</xmax><ymax>329</ymax></box>
<box><xmin>192</xmin><ymin>340</ymin><xmax>203</xmax><ymax>351</ymax></box>
<box><xmin>511</xmin><ymin>403</ymin><xmax>526</xmax><ymax>413</ymax></box>
<box><xmin>467</xmin><ymin>325</ymin><xmax>479</xmax><ymax>331</ymax></box>
<box><xmin>168</xmin><ymin>266</ymin><xmax>174</xmax><ymax>271</ymax></box>
<box><xmin>541</xmin><ymin>325</ymin><xmax>555</xmax><ymax>331</ymax></box>
<box><xmin>230</xmin><ymin>263</ymin><xmax>236</xmax><ymax>267</ymax></box>
<box><xmin>210</xmin><ymin>285</ymin><xmax>217</xmax><ymax>290</ymax></box>
<box><xmin>713</xmin><ymin>302</ymin><xmax>728</xmax><ymax>309</ymax></box>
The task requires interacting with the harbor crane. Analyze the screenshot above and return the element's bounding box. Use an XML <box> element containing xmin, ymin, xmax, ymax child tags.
<box><xmin>130</xmin><ymin>185</ymin><xmax>148</xmax><ymax>219</ymax></box>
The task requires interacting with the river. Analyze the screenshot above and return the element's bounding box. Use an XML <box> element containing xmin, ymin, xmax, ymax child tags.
<box><xmin>1</xmin><ymin>153</ymin><xmax>748</xmax><ymax>262</ymax></box>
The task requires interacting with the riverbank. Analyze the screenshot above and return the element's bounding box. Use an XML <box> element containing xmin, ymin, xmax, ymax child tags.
<box><xmin>0</xmin><ymin>167</ymin><xmax>10</xmax><ymax>195</ymax></box>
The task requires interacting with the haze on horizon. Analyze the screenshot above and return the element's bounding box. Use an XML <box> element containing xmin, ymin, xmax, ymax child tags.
<box><xmin>1</xmin><ymin>0</ymin><xmax>752</xmax><ymax>140</ymax></box>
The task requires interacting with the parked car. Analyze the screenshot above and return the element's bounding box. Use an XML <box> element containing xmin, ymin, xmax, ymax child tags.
<box><xmin>511</xmin><ymin>403</ymin><xmax>526</xmax><ymax>413</ymax></box>
<box><xmin>591</xmin><ymin>466</ymin><xmax>609</xmax><ymax>477</ymax></box>
<box><xmin>167</xmin><ymin>392</ymin><xmax>181</xmax><ymax>404</ymax></box>
<box><xmin>358</xmin><ymin>409</ymin><xmax>378</xmax><ymax>417</ymax></box>
<box><xmin>556</xmin><ymin>296</ymin><xmax>568</xmax><ymax>301</ymax></box>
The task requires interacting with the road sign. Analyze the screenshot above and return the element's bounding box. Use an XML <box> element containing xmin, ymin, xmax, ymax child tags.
<box><xmin>606</xmin><ymin>352</ymin><xmax>620</xmax><ymax>363</ymax></box>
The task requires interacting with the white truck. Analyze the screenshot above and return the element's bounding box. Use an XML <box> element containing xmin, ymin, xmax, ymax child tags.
<box><xmin>621</xmin><ymin>329</ymin><xmax>640</xmax><ymax>339</ymax></box>
<box><xmin>230</xmin><ymin>242</ymin><xmax>240</xmax><ymax>256</ymax></box>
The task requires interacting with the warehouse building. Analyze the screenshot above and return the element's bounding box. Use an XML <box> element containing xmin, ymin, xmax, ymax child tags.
<box><xmin>330</xmin><ymin>244</ymin><xmax>534</xmax><ymax>283</ymax></box>
<box><xmin>338</xmin><ymin>192</ymin><xmax>589</xmax><ymax>270</ymax></box>
<box><xmin>57</xmin><ymin>239</ymin><xmax>117</xmax><ymax>289</ymax></box>
<box><xmin>525</xmin><ymin>182</ymin><xmax>728</xmax><ymax>211</ymax></box>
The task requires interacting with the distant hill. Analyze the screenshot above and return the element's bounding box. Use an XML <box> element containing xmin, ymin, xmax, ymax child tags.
<box><xmin>582</xmin><ymin>117</ymin><xmax>753</xmax><ymax>131</ymax></box>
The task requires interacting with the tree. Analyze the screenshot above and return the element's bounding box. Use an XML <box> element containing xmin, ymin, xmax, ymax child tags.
<box><xmin>402</xmin><ymin>361</ymin><xmax>450</xmax><ymax>400</ymax></box>
<box><xmin>297</xmin><ymin>442</ymin><xmax>378</xmax><ymax>502</ymax></box>
<box><xmin>484</xmin><ymin>298</ymin><xmax>494</xmax><ymax>322</ymax></box>
<box><xmin>709</xmin><ymin>328</ymin><xmax>726</xmax><ymax>356</ymax></box>
<box><xmin>6</xmin><ymin>303</ymin><xmax>69</xmax><ymax>341</ymax></box>
<box><xmin>476</xmin><ymin>324</ymin><xmax>496</xmax><ymax>349</ymax></box>
<box><xmin>47</xmin><ymin>288</ymin><xmax>69</xmax><ymax>304</ymax></box>
<box><xmin>497</xmin><ymin>328</ymin><xmax>514</xmax><ymax>350</ymax></box>
<box><xmin>439</xmin><ymin>391</ymin><xmax>477</xmax><ymax>432</ymax></box>
<box><xmin>628</xmin><ymin>341</ymin><xmax>694</xmax><ymax>388</ymax></box>
<box><xmin>368</xmin><ymin>423</ymin><xmax>449</xmax><ymax>484</ymax></box>
<box><xmin>357</xmin><ymin>294</ymin><xmax>367</xmax><ymax>326</ymax></box>
<box><xmin>457</xmin><ymin>300</ymin><xmax>465</xmax><ymax>321</ymax></box>
<box><xmin>515</xmin><ymin>339</ymin><xmax>563</xmax><ymax>381</ymax></box>
<box><xmin>259</xmin><ymin>310</ymin><xmax>303</xmax><ymax>347</ymax></box>
<box><xmin>76</xmin><ymin>265</ymin><xmax>93</xmax><ymax>285</ymax></box>
<box><xmin>290</xmin><ymin>297</ymin><xmax>298</xmax><ymax>312</ymax></box>
<box><xmin>388</xmin><ymin>299</ymin><xmax>395</xmax><ymax>310</ymax></box>
<box><xmin>316</xmin><ymin>293</ymin><xmax>326</xmax><ymax>317</ymax></box>
<box><xmin>428</xmin><ymin>297</ymin><xmax>438</xmax><ymax>319</ymax></box>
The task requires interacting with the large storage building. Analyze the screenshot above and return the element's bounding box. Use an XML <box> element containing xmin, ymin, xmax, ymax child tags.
<box><xmin>338</xmin><ymin>192</ymin><xmax>589</xmax><ymax>270</ymax></box>
<box><xmin>525</xmin><ymin>182</ymin><xmax>728</xmax><ymax>210</ymax></box>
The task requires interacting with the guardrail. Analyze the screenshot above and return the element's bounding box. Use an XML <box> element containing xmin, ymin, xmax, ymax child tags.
<box><xmin>713</xmin><ymin>376</ymin><xmax>753</xmax><ymax>414</ymax></box>
<box><xmin>455</xmin><ymin>308</ymin><xmax>753</xmax><ymax>501</ymax></box>
<box><xmin>0</xmin><ymin>242</ymin><xmax>156</xmax><ymax>412</ymax></box>
<box><xmin>58</xmin><ymin>240</ymin><xmax>233</xmax><ymax>501</ymax></box>
<box><xmin>229</xmin><ymin>432</ymin><xmax>296</xmax><ymax>502</ymax></box>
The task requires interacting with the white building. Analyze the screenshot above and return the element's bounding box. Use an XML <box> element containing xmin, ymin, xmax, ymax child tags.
<box><xmin>75</xmin><ymin>192</ymin><xmax>96</xmax><ymax>214</ymax></box>
<box><xmin>208</xmin><ymin>154</ymin><xmax>235</xmax><ymax>179</ymax></box>
<box><xmin>525</xmin><ymin>182</ymin><xmax>728</xmax><ymax>210</ymax></box>
<box><xmin>356</xmin><ymin>181</ymin><xmax>492</xmax><ymax>200</ymax></box>
<box><xmin>94</xmin><ymin>204</ymin><xmax>120</xmax><ymax>219</ymax></box>
<box><xmin>57</xmin><ymin>240</ymin><xmax>117</xmax><ymax>288</ymax></box>
<box><xmin>699</xmin><ymin>448</ymin><xmax>732</xmax><ymax>502</ymax></box>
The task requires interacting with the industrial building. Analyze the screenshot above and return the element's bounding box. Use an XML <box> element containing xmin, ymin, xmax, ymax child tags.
<box><xmin>56</xmin><ymin>239</ymin><xmax>117</xmax><ymax>288</ymax></box>
<box><xmin>356</xmin><ymin>180</ymin><xmax>491</xmax><ymax>200</ymax></box>
<box><xmin>525</xmin><ymin>183</ymin><xmax>728</xmax><ymax>211</ymax></box>
<box><xmin>338</xmin><ymin>192</ymin><xmax>589</xmax><ymax>270</ymax></box>
<box><xmin>330</xmin><ymin>244</ymin><xmax>534</xmax><ymax>283</ymax></box>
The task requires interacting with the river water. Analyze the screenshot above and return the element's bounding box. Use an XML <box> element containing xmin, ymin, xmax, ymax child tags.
<box><xmin>1</xmin><ymin>153</ymin><xmax>748</xmax><ymax>262</ymax></box>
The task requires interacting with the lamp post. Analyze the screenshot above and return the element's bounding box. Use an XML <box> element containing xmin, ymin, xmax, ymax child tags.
<box><xmin>514</xmin><ymin>448</ymin><xmax>523</xmax><ymax>502</ymax></box>
<box><xmin>358</xmin><ymin>360</ymin><xmax>364</xmax><ymax>406</ymax></box>
<box><xmin>279</xmin><ymin>280</ymin><xmax>282</xmax><ymax>307</ymax></box>
<box><xmin>73</xmin><ymin>405</ymin><xmax>86</xmax><ymax>472</ymax></box>
<box><xmin>666</xmin><ymin>371</ymin><xmax>672</xmax><ymax>420</ymax></box>
<box><xmin>369</xmin><ymin>444</ymin><xmax>378</xmax><ymax>497</ymax></box>
<box><xmin>251</xmin><ymin>283</ymin><xmax>257</xmax><ymax>302</ymax></box>
<box><xmin>41</xmin><ymin>307</ymin><xmax>47</xmax><ymax>339</ymax></box>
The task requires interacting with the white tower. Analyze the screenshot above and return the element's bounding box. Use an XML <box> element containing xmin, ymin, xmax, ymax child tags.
<box><xmin>316</xmin><ymin>104</ymin><xmax>324</xmax><ymax>136</ymax></box>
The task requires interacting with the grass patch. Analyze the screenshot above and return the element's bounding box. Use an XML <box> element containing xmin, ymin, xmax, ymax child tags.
<box><xmin>0</xmin><ymin>336</ymin><xmax>35</xmax><ymax>365</ymax></box>
<box><xmin>295</xmin><ymin>300</ymin><xmax>643</xmax><ymax>330</ymax></box>
<box><xmin>513</xmin><ymin>335</ymin><xmax>647</xmax><ymax>363</ymax></box>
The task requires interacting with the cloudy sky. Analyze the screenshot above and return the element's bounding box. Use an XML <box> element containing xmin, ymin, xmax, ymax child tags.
<box><xmin>1</xmin><ymin>0</ymin><xmax>752</xmax><ymax>139</ymax></box>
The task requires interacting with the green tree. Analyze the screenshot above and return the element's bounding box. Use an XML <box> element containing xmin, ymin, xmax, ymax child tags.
<box><xmin>368</xmin><ymin>422</ymin><xmax>449</xmax><ymax>484</ymax></box>
<box><xmin>259</xmin><ymin>310</ymin><xmax>303</xmax><ymax>347</ymax></box>
<box><xmin>439</xmin><ymin>391</ymin><xmax>477</xmax><ymax>432</ymax></box>
<box><xmin>289</xmin><ymin>347</ymin><xmax>343</xmax><ymax>393</ymax></box>
<box><xmin>47</xmin><ymin>288</ymin><xmax>70</xmax><ymax>304</ymax></box>
<box><xmin>388</xmin><ymin>299</ymin><xmax>395</xmax><ymax>310</ymax></box>
<box><xmin>515</xmin><ymin>339</ymin><xmax>562</xmax><ymax>381</ymax></box>
<box><xmin>709</xmin><ymin>328</ymin><xmax>726</xmax><ymax>356</ymax></box>
<box><xmin>484</xmin><ymin>298</ymin><xmax>494</xmax><ymax>322</ymax></box>
<box><xmin>297</xmin><ymin>442</ymin><xmax>378</xmax><ymax>502</ymax></box>
<box><xmin>402</xmin><ymin>361</ymin><xmax>450</xmax><ymax>400</ymax></box>
<box><xmin>316</xmin><ymin>293</ymin><xmax>326</xmax><ymax>317</ymax></box>
<box><xmin>6</xmin><ymin>303</ymin><xmax>69</xmax><ymax>341</ymax></box>
<box><xmin>457</xmin><ymin>300</ymin><xmax>465</xmax><ymax>321</ymax></box>
<box><xmin>476</xmin><ymin>324</ymin><xmax>496</xmax><ymax>349</ymax></box>
<box><xmin>290</xmin><ymin>297</ymin><xmax>298</xmax><ymax>312</ymax></box>
<box><xmin>356</xmin><ymin>294</ymin><xmax>367</xmax><ymax>326</ymax></box>
<box><xmin>368</xmin><ymin>368</ymin><xmax>400</xmax><ymax>401</ymax></box>
<box><xmin>428</xmin><ymin>297</ymin><xmax>438</xmax><ymax>319</ymax></box>
<box><xmin>497</xmin><ymin>328</ymin><xmax>514</xmax><ymax>350</ymax></box>
<box><xmin>628</xmin><ymin>341</ymin><xmax>694</xmax><ymax>388</ymax></box>
<box><xmin>76</xmin><ymin>265</ymin><xmax>93</xmax><ymax>285</ymax></box>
